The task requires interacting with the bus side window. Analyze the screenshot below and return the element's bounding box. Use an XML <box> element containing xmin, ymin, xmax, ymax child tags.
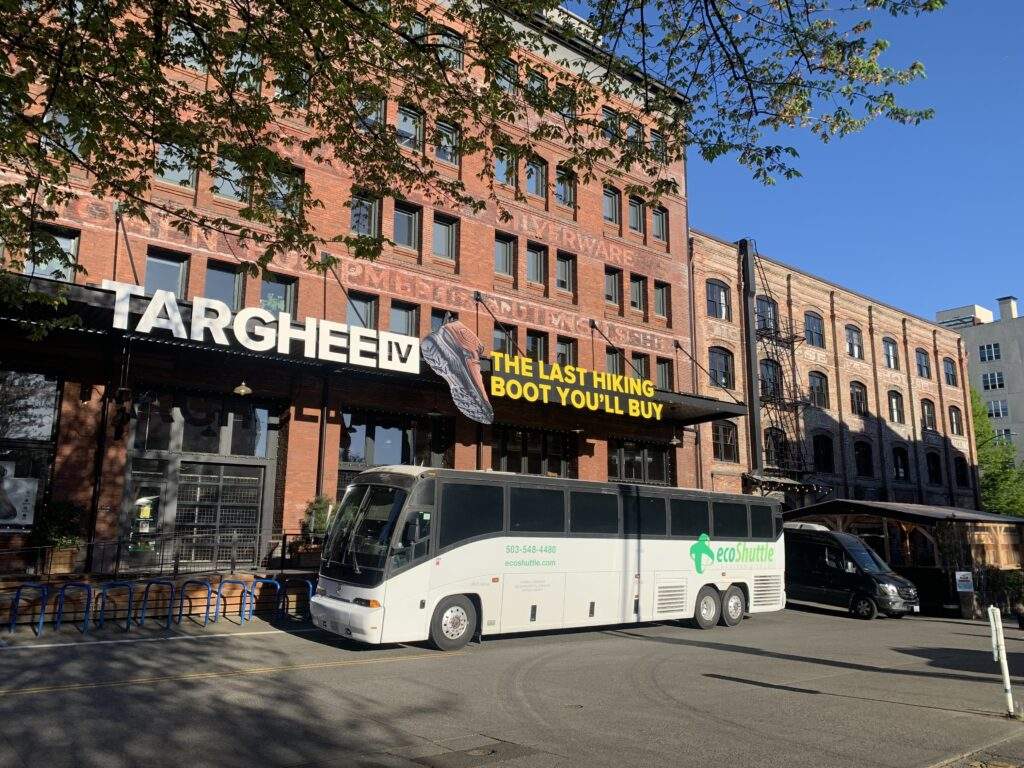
<box><xmin>712</xmin><ymin>502</ymin><xmax>749</xmax><ymax>539</ymax></box>
<box><xmin>569</xmin><ymin>492</ymin><xmax>619</xmax><ymax>534</ymax></box>
<box><xmin>510</xmin><ymin>487</ymin><xmax>565</xmax><ymax>533</ymax></box>
<box><xmin>750</xmin><ymin>505</ymin><xmax>774</xmax><ymax>539</ymax></box>
<box><xmin>438</xmin><ymin>483</ymin><xmax>503</xmax><ymax>549</ymax></box>
<box><xmin>623</xmin><ymin>495</ymin><xmax>667</xmax><ymax>536</ymax></box>
<box><xmin>670</xmin><ymin>499</ymin><xmax>709</xmax><ymax>538</ymax></box>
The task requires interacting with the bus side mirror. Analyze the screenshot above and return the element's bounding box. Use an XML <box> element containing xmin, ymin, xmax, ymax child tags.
<box><xmin>402</xmin><ymin>520</ymin><xmax>419</xmax><ymax>547</ymax></box>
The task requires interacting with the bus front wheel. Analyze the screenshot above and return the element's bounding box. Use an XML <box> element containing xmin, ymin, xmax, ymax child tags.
<box><xmin>694</xmin><ymin>586</ymin><xmax>721</xmax><ymax>630</ymax></box>
<box><xmin>429</xmin><ymin>595</ymin><xmax>477</xmax><ymax>651</ymax></box>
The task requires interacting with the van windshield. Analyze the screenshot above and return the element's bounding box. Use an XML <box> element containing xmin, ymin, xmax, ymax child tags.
<box><xmin>321</xmin><ymin>484</ymin><xmax>409</xmax><ymax>586</ymax></box>
<box><xmin>842</xmin><ymin>537</ymin><xmax>891</xmax><ymax>575</ymax></box>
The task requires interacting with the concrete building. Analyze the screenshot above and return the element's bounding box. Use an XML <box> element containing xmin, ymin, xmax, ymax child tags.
<box><xmin>938</xmin><ymin>297</ymin><xmax>1024</xmax><ymax>462</ymax></box>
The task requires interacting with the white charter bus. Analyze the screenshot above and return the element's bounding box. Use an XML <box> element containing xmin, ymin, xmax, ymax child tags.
<box><xmin>310</xmin><ymin>467</ymin><xmax>785</xmax><ymax>650</ymax></box>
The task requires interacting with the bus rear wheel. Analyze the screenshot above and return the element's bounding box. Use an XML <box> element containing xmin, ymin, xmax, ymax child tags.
<box><xmin>719</xmin><ymin>586</ymin><xmax>745</xmax><ymax>627</ymax></box>
<box><xmin>694</xmin><ymin>586</ymin><xmax>721</xmax><ymax>630</ymax></box>
<box><xmin>429</xmin><ymin>595</ymin><xmax>477</xmax><ymax>651</ymax></box>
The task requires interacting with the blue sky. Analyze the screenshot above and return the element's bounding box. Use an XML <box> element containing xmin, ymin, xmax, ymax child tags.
<box><xmin>686</xmin><ymin>1</ymin><xmax>1024</xmax><ymax>321</ymax></box>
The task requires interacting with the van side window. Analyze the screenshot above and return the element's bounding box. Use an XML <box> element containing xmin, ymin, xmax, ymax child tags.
<box><xmin>569</xmin><ymin>491</ymin><xmax>619</xmax><ymax>534</ymax></box>
<box><xmin>510</xmin><ymin>487</ymin><xmax>565</xmax><ymax>533</ymax></box>
<box><xmin>438</xmin><ymin>483</ymin><xmax>503</xmax><ymax>549</ymax></box>
<box><xmin>623</xmin><ymin>494</ymin><xmax>667</xmax><ymax>536</ymax></box>
<box><xmin>670</xmin><ymin>499</ymin><xmax>709</xmax><ymax>537</ymax></box>
<box><xmin>749</xmin><ymin>505</ymin><xmax>773</xmax><ymax>538</ymax></box>
<box><xmin>712</xmin><ymin>502</ymin><xmax>748</xmax><ymax>538</ymax></box>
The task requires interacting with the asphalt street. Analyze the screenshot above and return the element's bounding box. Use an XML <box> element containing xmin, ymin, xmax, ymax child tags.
<box><xmin>2</xmin><ymin>605</ymin><xmax>1024</xmax><ymax>768</ymax></box>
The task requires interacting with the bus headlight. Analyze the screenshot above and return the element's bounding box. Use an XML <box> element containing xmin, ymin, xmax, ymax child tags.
<box><xmin>353</xmin><ymin>598</ymin><xmax>382</xmax><ymax>609</ymax></box>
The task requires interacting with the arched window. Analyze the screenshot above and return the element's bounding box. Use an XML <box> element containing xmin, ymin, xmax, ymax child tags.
<box><xmin>760</xmin><ymin>358</ymin><xmax>783</xmax><ymax>400</ymax></box>
<box><xmin>804</xmin><ymin>312</ymin><xmax>825</xmax><ymax>348</ymax></box>
<box><xmin>882</xmin><ymin>337</ymin><xmax>900</xmax><ymax>370</ymax></box>
<box><xmin>944</xmin><ymin>357</ymin><xmax>959</xmax><ymax>387</ymax></box>
<box><xmin>854</xmin><ymin>441</ymin><xmax>874</xmax><ymax>478</ymax></box>
<box><xmin>764</xmin><ymin>427</ymin><xmax>788</xmax><ymax>467</ymax></box>
<box><xmin>756</xmin><ymin>296</ymin><xmax>779</xmax><ymax>332</ymax></box>
<box><xmin>845</xmin><ymin>325</ymin><xmax>864</xmax><ymax>359</ymax></box>
<box><xmin>955</xmin><ymin>456</ymin><xmax>971</xmax><ymax>487</ymax></box>
<box><xmin>850</xmin><ymin>381</ymin><xmax>869</xmax><ymax>416</ymax></box>
<box><xmin>921</xmin><ymin>398</ymin><xmax>937</xmax><ymax>431</ymax></box>
<box><xmin>916</xmin><ymin>348</ymin><xmax>932</xmax><ymax>379</ymax></box>
<box><xmin>706</xmin><ymin>280</ymin><xmax>731</xmax><ymax>320</ymax></box>
<box><xmin>926</xmin><ymin>451</ymin><xmax>943</xmax><ymax>485</ymax></box>
<box><xmin>808</xmin><ymin>371</ymin><xmax>829</xmax><ymax>408</ymax></box>
<box><xmin>949</xmin><ymin>405</ymin><xmax>964</xmax><ymax>436</ymax></box>
<box><xmin>812</xmin><ymin>434</ymin><xmax>835</xmax><ymax>474</ymax></box>
<box><xmin>712</xmin><ymin>420</ymin><xmax>739</xmax><ymax>462</ymax></box>
<box><xmin>708</xmin><ymin>347</ymin><xmax>735</xmax><ymax>389</ymax></box>
<box><xmin>888</xmin><ymin>390</ymin><xmax>905</xmax><ymax>424</ymax></box>
<box><xmin>892</xmin><ymin>446</ymin><xmax>911</xmax><ymax>482</ymax></box>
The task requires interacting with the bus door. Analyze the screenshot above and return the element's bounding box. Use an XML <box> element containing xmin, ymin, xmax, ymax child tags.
<box><xmin>621</xmin><ymin>491</ymin><xmax>664</xmax><ymax>623</ymax></box>
<box><xmin>381</xmin><ymin>480</ymin><xmax>435</xmax><ymax>642</ymax></box>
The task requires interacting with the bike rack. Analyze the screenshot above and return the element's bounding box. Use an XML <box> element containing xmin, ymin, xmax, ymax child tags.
<box><xmin>279</xmin><ymin>578</ymin><xmax>315</xmax><ymax>619</ymax></box>
<box><xmin>8</xmin><ymin>583</ymin><xmax>50</xmax><ymax>635</ymax></box>
<box><xmin>246</xmin><ymin>578</ymin><xmax>281</xmax><ymax>621</ymax></box>
<box><xmin>175</xmin><ymin>579</ymin><xmax>213</xmax><ymax>627</ymax></box>
<box><xmin>97</xmin><ymin>581</ymin><xmax>136</xmax><ymax>631</ymax></box>
<box><xmin>214</xmin><ymin>579</ymin><xmax>252</xmax><ymax>624</ymax></box>
<box><xmin>54</xmin><ymin>582</ymin><xmax>93</xmax><ymax>634</ymax></box>
<box><xmin>138</xmin><ymin>579</ymin><xmax>175</xmax><ymax>629</ymax></box>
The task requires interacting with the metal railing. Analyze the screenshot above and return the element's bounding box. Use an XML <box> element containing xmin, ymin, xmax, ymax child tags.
<box><xmin>0</xmin><ymin>530</ymin><xmax>327</xmax><ymax>580</ymax></box>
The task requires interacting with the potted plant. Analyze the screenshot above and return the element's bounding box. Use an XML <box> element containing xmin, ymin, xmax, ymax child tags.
<box><xmin>29</xmin><ymin>500</ymin><xmax>86</xmax><ymax>574</ymax></box>
<box><xmin>289</xmin><ymin>497</ymin><xmax>333</xmax><ymax>567</ymax></box>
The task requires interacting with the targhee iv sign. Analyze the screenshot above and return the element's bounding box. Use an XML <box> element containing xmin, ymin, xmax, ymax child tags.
<box><xmin>488</xmin><ymin>351</ymin><xmax>664</xmax><ymax>420</ymax></box>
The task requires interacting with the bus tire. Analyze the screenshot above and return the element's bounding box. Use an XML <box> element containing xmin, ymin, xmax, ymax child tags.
<box><xmin>694</xmin><ymin>586</ymin><xmax>721</xmax><ymax>630</ymax></box>
<box><xmin>850</xmin><ymin>594</ymin><xmax>877</xmax><ymax>620</ymax></box>
<box><xmin>719</xmin><ymin>586</ymin><xmax>745</xmax><ymax>627</ymax></box>
<box><xmin>429</xmin><ymin>595</ymin><xmax>477</xmax><ymax>651</ymax></box>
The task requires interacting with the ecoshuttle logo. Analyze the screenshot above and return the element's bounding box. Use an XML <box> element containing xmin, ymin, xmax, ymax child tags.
<box><xmin>689</xmin><ymin>534</ymin><xmax>715</xmax><ymax>574</ymax></box>
<box><xmin>689</xmin><ymin>533</ymin><xmax>775</xmax><ymax>574</ymax></box>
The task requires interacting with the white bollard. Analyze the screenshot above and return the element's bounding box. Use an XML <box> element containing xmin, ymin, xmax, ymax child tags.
<box><xmin>988</xmin><ymin>606</ymin><xmax>1017</xmax><ymax>718</ymax></box>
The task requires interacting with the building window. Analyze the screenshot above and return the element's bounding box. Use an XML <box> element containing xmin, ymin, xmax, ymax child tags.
<box><xmin>389</xmin><ymin>301</ymin><xmax>419</xmax><ymax>336</ymax></box>
<box><xmin>494</xmin><ymin>234</ymin><xmax>515</xmax><ymax>277</ymax></box>
<box><xmin>925</xmin><ymin>451</ymin><xmax>943</xmax><ymax>486</ymax></box>
<box><xmin>651</xmin><ymin>130</ymin><xmax>667</xmax><ymax>162</ymax></box>
<box><xmin>525</xmin><ymin>68</ymin><xmax>547</xmax><ymax>97</ymax></box>
<box><xmin>145</xmin><ymin>248</ymin><xmax>188</xmax><ymax>298</ymax></box>
<box><xmin>555</xmin><ymin>337</ymin><xmax>577</xmax><ymax>366</ymax></box>
<box><xmin>625</xmin><ymin>118</ymin><xmax>643</xmax><ymax>148</ymax></box>
<box><xmin>656</xmin><ymin>358</ymin><xmax>673</xmax><ymax>390</ymax></box>
<box><xmin>892</xmin><ymin>446</ymin><xmax>910</xmax><ymax>482</ymax></box>
<box><xmin>204</xmin><ymin>261</ymin><xmax>242</xmax><ymax>311</ymax></box>
<box><xmin>606</xmin><ymin>347</ymin><xmax>624</xmax><ymax>375</ymax></box>
<box><xmin>432</xmin><ymin>214</ymin><xmax>458</xmax><ymax>261</ymax></box>
<box><xmin>339</xmin><ymin>411</ymin><xmax>454</xmax><ymax>478</ymax></box>
<box><xmin>760</xmin><ymin>359</ymin><xmax>784</xmax><ymax>401</ymax></box>
<box><xmin>755</xmin><ymin>296</ymin><xmax>778</xmax><ymax>332</ymax></box>
<box><xmin>168</xmin><ymin>20</ymin><xmax>206</xmax><ymax>71</ymax></box>
<box><xmin>812</xmin><ymin>434</ymin><xmax>835</xmax><ymax>474</ymax></box>
<box><xmin>525</xmin><ymin>157</ymin><xmax>547</xmax><ymax>197</ymax></box>
<box><xmin>652</xmin><ymin>207</ymin><xmax>668</xmax><ymax>241</ymax></box>
<box><xmin>988</xmin><ymin>399</ymin><xmax>1009</xmax><ymax>419</ymax></box>
<box><xmin>431</xmin><ymin>308</ymin><xmax>457</xmax><ymax>332</ymax></box>
<box><xmin>396</xmin><ymin>106</ymin><xmax>424</xmax><ymax>150</ymax></box>
<box><xmin>346</xmin><ymin>291</ymin><xmax>378</xmax><ymax>329</ymax></box>
<box><xmin>267</xmin><ymin>164</ymin><xmax>304</xmax><ymax>215</ymax></box>
<box><xmin>916</xmin><ymin>348</ymin><xmax>932</xmax><ymax>379</ymax></box>
<box><xmin>526</xmin><ymin>330</ymin><xmax>547</xmax><ymax>362</ymax></box>
<box><xmin>493</xmin><ymin>427</ymin><xmax>578</xmax><ymax>478</ymax></box>
<box><xmin>808</xmin><ymin>371</ymin><xmax>829</xmax><ymax>409</ymax></box>
<box><xmin>980</xmin><ymin>343</ymin><xmax>1001</xmax><ymax>362</ymax></box>
<box><xmin>955</xmin><ymin>456</ymin><xmax>971</xmax><ymax>488</ymax></box>
<box><xmin>154</xmin><ymin>143</ymin><xmax>196</xmax><ymax>187</ymax></box>
<box><xmin>654</xmin><ymin>282</ymin><xmax>669</xmax><ymax>318</ymax></box>
<box><xmin>882</xmin><ymin>337</ymin><xmax>899</xmax><ymax>370</ymax></box>
<box><xmin>888</xmin><ymin>391</ymin><xmax>905</xmax><ymax>423</ymax></box>
<box><xmin>943</xmin><ymin>357</ymin><xmax>959</xmax><ymax>387</ymax></box>
<box><xmin>0</xmin><ymin>370</ymin><xmax>60</xmax><ymax>530</ymax></box>
<box><xmin>435</xmin><ymin>121</ymin><xmax>460</xmax><ymax>164</ymax></box>
<box><xmin>846</xmin><ymin>325</ymin><xmax>864</xmax><ymax>359</ymax></box>
<box><xmin>555</xmin><ymin>252</ymin><xmax>576</xmax><ymax>292</ymax></box>
<box><xmin>603</xmin><ymin>187</ymin><xmax>621</xmax><ymax>224</ymax></box>
<box><xmin>555</xmin><ymin>167</ymin><xmax>576</xmax><ymax>207</ymax></box>
<box><xmin>393</xmin><ymin>202</ymin><xmax>421</xmax><ymax>251</ymax></box>
<box><xmin>709</xmin><ymin>347</ymin><xmax>734</xmax><ymax>389</ymax></box>
<box><xmin>354</xmin><ymin>97</ymin><xmax>385</xmax><ymax>132</ymax></box>
<box><xmin>494</xmin><ymin>147</ymin><xmax>516</xmax><ymax>186</ymax></box>
<box><xmin>850</xmin><ymin>381</ymin><xmax>869</xmax><ymax>416</ymax></box>
<box><xmin>706</xmin><ymin>280</ymin><xmax>731</xmax><ymax>320</ymax></box>
<box><xmin>26</xmin><ymin>226</ymin><xmax>79</xmax><ymax>281</ymax></box>
<box><xmin>629</xmin><ymin>274</ymin><xmax>647</xmax><ymax>312</ymax></box>
<box><xmin>920</xmin><ymin>398</ymin><xmax>937</xmax><ymax>431</ymax></box>
<box><xmin>631</xmin><ymin>353</ymin><xmax>650</xmax><ymax>380</ymax></box>
<box><xmin>350</xmin><ymin>194</ymin><xmax>380</xmax><ymax>236</ymax></box>
<box><xmin>604</xmin><ymin>267</ymin><xmax>621</xmax><ymax>306</ymax></box>
<box><xmin>997</xmin><ymin>428</ymin><xmax>1014</xmax><ymax>443</ymax></box>
<box><xmin>711</xmin><ymin>421</ymin><xmax>739</xmax><ymax>463</ymax></box>
<box><xmin>854</xmin><ymin>441</ymin><xmax>874</xmax><ymax>478</ymax></box>
<box><xmin>804</xmin><ymin>312</ymin><xmax>825</xmax><ymax>348</ymax></box>
<box><xmin>492</xmin><ymin>324</ymin><xmax>517</xmax><ymax>355</ymax></box>
<box><xmin>601</xmin><ymin>107</ymin><xmax>619</xmax><ymax>141</ymax></box>
<box><xmin>949</xmin><ymin>405</ymin><xmax>964</xmax><ymax>436</ymax></box>
<box><xmin>764</xmin><ymin>428</ymin><xmax>787</xmax><ymax>467</ymax></box>
<box><xmin>437</xmin><ymin>28</ymin><xmax>463</xmax><ymax>68</ymax></box>
<box><xmin>608</xmin><ymin>439</ymin><xmax>673</xmax><ymax>485</ymax></box>
<box><xmin>494</xmin><ymin>58</ymin><xmax>518</xmax><ymax>93</ymax></box>
<box><xmin>259</xmin><ymin>273</ymin><xmax>295</xmax><ymax>313</ymax></box>
<box><xmin>628</xmin><ymin>197</ymin><xmax>645</xmax><ymax>233</ymax></box>
<box><xmin>982</xmin><ymin>371</ymin><xmax>1005</xmax><ymax>390</ymax></box>
<box><xmin>526</xmin><ymin>243</ymin><xmax>547</xmax><ymax>285</ymax></box>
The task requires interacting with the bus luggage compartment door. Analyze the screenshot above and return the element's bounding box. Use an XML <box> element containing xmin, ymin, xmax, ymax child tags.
<box><xmin>500</xmin><ymin>573</ymin><xmax>566</xmax><ymax>633</ymax></box>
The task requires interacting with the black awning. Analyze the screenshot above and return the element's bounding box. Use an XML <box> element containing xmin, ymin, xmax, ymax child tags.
<box><xmin>656</xmin><ymin>391</ymin><xmax>748</xmax><ymax>426</ymax></box>
<box><xmin>783</xmin><ymin>499</ymin><xmax>1024</xmax><ymax>526</ymax></box>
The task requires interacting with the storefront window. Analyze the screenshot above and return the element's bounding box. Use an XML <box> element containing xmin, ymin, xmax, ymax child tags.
<box><xmin>134</xmin><ymin>393</ymin><xmax>268</xmax><ymax>458</ymax></box>
<box><xmin>608</xmin><ymin>439</ymin><xmax>673</xmax><ymax>486</ymax></box>
<box><xmin>337</xmin><ymin>411</ymin><xmax>454</xmax><ymax>493</ymax></box>
<box><xmin>0</xmin><ymin>371</ymin><xmax>59</xmax><ymax>531</ymax></box>
<box><xmin>491</xmin><ymin>427</ymin><xmax>577</xmax><ymax>478</ymax></box>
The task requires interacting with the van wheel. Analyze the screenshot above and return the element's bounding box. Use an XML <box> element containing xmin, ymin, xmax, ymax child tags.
<box><xmin>429</xmin><ymin>595</ymin><xmax>477</xmax><ymax>651</ymax></box>
<box><xmin>850</xmin><ymin>594</ymin><xmax>877</xmax><ymax>620</ymax></box>
<box><xmin>694</xmin><ymin>586</ymin><xmax>721</xmax><ymax>629</ymax></box>
<box><xmin>719</xmin><ymin>586</ymin><xmax>745</xmax><ymax>627</ymax></box>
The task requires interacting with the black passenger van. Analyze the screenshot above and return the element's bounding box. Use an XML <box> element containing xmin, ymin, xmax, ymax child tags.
<box><xmin>784</xmin><ymin>525</ymin><xmax>919</xmax><ymax>619</ymax></box>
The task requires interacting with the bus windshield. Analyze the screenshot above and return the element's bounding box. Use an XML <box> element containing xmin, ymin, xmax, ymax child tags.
<box><xmin>321</xmin><ymin>484</ymin><xmax>409</xmax><ymax>586</ymax></box>
<box><xmin>842</xmin><ymin>537</ymin><xmax>892</xmax><ymax>575</ymax></box>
